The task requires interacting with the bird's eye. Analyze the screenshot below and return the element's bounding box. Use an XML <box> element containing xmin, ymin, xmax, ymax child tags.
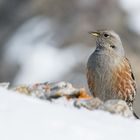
<box><xmin>104</xmin><ymin>33</ymin><xmax>109</xmax><ymax>37</ymax></box>
<box><xmin>110</xmin><ymin>45</ymin><xmax>116</xmax><ymax>49</ymax></box>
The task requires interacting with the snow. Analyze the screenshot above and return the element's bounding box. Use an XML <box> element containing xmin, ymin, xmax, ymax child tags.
<box><xmin>11</xmin><ymin>44</ymin><xmax>88</xmax><ymax>84</ymax></box>
<box><xmin>0</xmin><ymin>87</ymin><xmax>140</xmax><ymax>140</ymax></box>
<box><xmin>120</xmin><ymin>0</ymin><xmax>140</xmax><ymax>11</ymax></box>
<box><xmin>119</xmin><ymin>0</ymin><xmax>140</xmax><ymax>34</ymax></box>
<box><xmin>4</xmin><ymin>16</ymin><xmax>91</xmax><ymax>85</ymax></box>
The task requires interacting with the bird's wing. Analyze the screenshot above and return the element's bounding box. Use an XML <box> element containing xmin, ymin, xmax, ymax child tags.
<box><xmin>114</xmin><ymin>57</ymin><xmax>136</xmax><ymax>107</ymax></box>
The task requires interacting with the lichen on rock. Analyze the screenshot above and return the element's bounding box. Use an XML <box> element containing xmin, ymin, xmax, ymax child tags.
<box><xmin>0</xmin><ymin>81</ymin><xmax>136</xmax><ymax>119</ymax></box>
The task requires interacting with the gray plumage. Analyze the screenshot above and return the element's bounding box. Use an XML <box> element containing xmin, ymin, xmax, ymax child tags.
<box><xmin>87</xmin><ymin>30</ymin><xmax>136</xmax><ymax>111</ymax></box>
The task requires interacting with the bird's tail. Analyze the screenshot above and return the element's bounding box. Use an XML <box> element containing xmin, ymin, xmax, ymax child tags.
<box><xmin>133</xmin><ymin>111</ymin><xmax>139</xmax><ymax>119</ymax></box>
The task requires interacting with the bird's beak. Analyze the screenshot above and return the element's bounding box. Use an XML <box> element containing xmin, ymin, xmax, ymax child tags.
<box><xmin>88</xmin><ymin>31</ymin><xmax>100</xmax><ymax>37</ymax></box>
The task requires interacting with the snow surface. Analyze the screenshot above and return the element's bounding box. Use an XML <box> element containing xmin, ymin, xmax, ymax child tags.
<box><xmin>0</xmin><ymin>87</ymin><xmax>140</xmax><ymax>140</ymax></box>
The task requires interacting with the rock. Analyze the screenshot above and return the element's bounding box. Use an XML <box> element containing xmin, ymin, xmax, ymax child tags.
<box><xmin>2</xmin><ymin>81</ymin><xmax>136</xmax><ymax>119</ymax></box>
<box><xmin>12</xmin><ymin>81</ymin><xmax>91</xmax><ymax>100</ymax></box>
<box><xmin>99</xmin><ymin>100</ymin><xmax>134</xmax><ymax>118</ymax></box>
<box><xmin>74</xmin><ymin>98</ymin><xmax>103</xmax><ymax>110</ymax></box>
<box><xmin>74</xmin><ymin>97</ymin><xmax>135</xmax><ymax>118</ymax></box>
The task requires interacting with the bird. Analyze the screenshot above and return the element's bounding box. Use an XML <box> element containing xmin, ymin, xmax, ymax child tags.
<box><xmin>87</xmin><ymin>30</ymin><xmax>139</xmax><ymax>119</ymax></box>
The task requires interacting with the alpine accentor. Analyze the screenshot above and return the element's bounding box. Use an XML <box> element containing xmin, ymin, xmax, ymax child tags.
<box><xmin>87</xmin><ymin>30</ymin><xmax>138</xmax><ymax>118</ymax></box>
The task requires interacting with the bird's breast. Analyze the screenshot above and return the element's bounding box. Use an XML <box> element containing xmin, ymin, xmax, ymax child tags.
<box><xmin>87</xmin><ymin>52</ymin><xmax>121</xmax><ymax>101</ymax></box>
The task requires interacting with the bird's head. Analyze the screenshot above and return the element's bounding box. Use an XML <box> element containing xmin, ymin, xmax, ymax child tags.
<box><xmin>89</xmin><ymin>30</ymin><xmax>125</xmax><ymax>57</ymax></box>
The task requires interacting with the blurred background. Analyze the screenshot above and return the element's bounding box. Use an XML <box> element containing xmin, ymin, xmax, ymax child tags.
<box><xmin>0</xmin><ymin>0</ymin><xmax>140</xmax><ymax>115</ymax></box>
